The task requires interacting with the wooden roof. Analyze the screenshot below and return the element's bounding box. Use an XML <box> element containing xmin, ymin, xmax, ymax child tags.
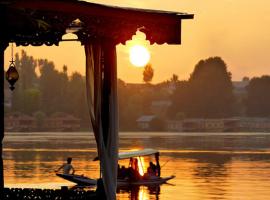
<box><xmin>0</xmin><ymin>0</ymin><xmax>193</xmax><ymax>46</ymax></box>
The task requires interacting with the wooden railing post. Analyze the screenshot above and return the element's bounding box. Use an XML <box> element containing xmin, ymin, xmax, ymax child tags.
<box><xmin>0</xmin><ymin>41</ymin><xmax>8</xmax><ymax>190</ymax></box>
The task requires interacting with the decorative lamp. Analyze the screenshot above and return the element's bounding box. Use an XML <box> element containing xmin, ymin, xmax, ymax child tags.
<box><xmin>6</xmin><ymin>43</ymin><xmax>19</xmax><ymax>91</ymax></box>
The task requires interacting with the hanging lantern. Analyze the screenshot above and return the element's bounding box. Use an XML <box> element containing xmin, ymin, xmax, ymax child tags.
<box><xmin>6</xmin><ymin>43</ymin><xmax>19</xmax><ymax>91</ymax></box>
<box><xmin>6</xmin><ymin>61</ymin><xmax>19</xmax><ymax>91</ymax></box>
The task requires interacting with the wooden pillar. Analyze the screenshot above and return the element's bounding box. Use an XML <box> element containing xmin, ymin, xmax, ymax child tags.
<box><xmin>0</xmin><ymin>41</ymin><xmax>8</xmax><ymax>190</ymax></box>
<box><xmin>100</xmin><ymin>40</ymin><xmax>118</xmax><ymax>200</ymax></box>
<box><xmin>102</xmin><ymin>40</ymin><xmax>118</xmax><ymax>148</ymax></box>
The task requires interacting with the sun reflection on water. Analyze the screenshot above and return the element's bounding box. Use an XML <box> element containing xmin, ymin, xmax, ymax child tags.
<box><xmin>139</xmin><ymin>187</ymin><xmax>147</xmax><ymax>200</ymax></box>
<box><xmin>137</xmin><ymin>157</ymin><xmax>145</xmax><ymax>176</ymax></box>
<box><xmin>4</xmin><ymin>132</ymin><xmax>270</xmax><ymax>200</ymax></box>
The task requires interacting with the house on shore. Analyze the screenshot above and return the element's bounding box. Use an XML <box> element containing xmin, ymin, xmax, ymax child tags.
<box><xmin>44</xmin><ymin>112</ymin><xmax>81</xmax><ymax>132</ymax></box>
<box><xmin>136</xmin><ymin>115</ymin><xmax>156</xmax><ymax>131</ymax></box>
<box><xmin>5</xmin><ymin>112</ymin><xmax>81</xmax><ymax>132</ymax></box>
<box><xmin>5</xmin><ymin>112</ymin><xmax>36</xmax><ymax>132</ymax></box>
<box><xmin>167</xmin><ymin>118</ymin><xmax>270</xmax><ymax>132</ymax></box>
<box><xmin>166</xmin><ymin>120</ymin><xmax>183</xmax><ymax>132</ymax></box>
<box><xmin>231</xmin><ymin>117</ymin><xmax>270</xmax><ymax>132</ymax></box>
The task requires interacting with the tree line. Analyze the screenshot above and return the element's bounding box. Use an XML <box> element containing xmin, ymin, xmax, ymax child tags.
<box><xmin>5</xmin><ymin>51</ymin><xmax>270</xmax><ymax>131</ymax></box>
<box><xmin>167</xmin><ymin>57</ymin><xmax>270</xmax><ymax>119</ymax></box>
<box><xmin>5</xmin><ymin>50</ymin><xmax>90</xmax><ymax>129</ymax></box>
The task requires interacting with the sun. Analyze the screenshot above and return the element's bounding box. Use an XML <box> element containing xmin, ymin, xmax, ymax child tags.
<box><xmin>129</xmin><ymin>45</ymin><xmax>150</xmax><ymax>67</ymax></box>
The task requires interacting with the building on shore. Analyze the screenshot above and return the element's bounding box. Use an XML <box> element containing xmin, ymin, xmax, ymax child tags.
<box><xmin>182</xmin><ymin>119</ymin><xmax>205</xmax><ymax>132</ymax></box>
<box><xmin>5</xmin><ymin>112</ymin><xmax>81</xmax><ymax>132</ymax></box>
<box><xmin>202</xmin><ymin>119</ymin><xmax>225</xmax><ymax>132</ymax></box>
<box><xmin>166</xmin><ymin>120</ymin><xmax>183</xmax><ymax>132</ymax></box>
<box><xmin>234</xmin><ymin>117</ymin><xmax>270</xmax><ymax>132</ymax></box>
<box><xmin>44</xmin><ymin>112</ymin><xmax>81</xmax><ymax>132</ymax></box>
<box><xmin>6</xmin><ymin>112</ymin><xmax>270</xmax><ymax>132</ymax></box>
<box><xmin>166</xmin><ymin>117</ymin><xmax>270</xmax><ymax>132</ymax></box>
<box><xmin>136</xmin><ymin>115</ymin><xmax>157</xmax><ymax>131</ymax></box>
<box><xmin>5</xmin><ymin>112</ymin><xmax>36</xmax><ymax>132</ymax></box>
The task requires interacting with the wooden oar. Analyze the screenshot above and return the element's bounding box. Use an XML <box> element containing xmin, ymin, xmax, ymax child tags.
<box><xmin>160</xmin><ymin>159</ymin><xmax>172</xmax><ymax>169</ymax></box>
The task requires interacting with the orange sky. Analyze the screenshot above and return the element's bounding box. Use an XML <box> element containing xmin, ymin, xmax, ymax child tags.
<box><xmin>4</xmin><ymin>0</ymin><xmax>270</xmax><ymax>83</ymax></box>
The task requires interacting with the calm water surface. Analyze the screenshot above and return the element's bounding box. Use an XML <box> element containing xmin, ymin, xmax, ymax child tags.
<box><xmin>3</xmin><ymin>132</ymin><xmax>270</xmax><ymax>200</ymax></box>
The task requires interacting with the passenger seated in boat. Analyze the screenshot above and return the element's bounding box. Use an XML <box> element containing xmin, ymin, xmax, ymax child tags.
<box><xmin>118</xmin><ymin>164</ymin><xmax>120</xmax><ymax>175</ymax></box>
<box><xmin>150</xmin><ymin>162</ymin><xmax>157</xmax><ymax>175</ymax></box>
<box><xmin>118</xmin><ymin>165</ymin><xmax>128</xmax><ymax>179</ymax></box>
<box><xmin>55</xmin><ymin>157</ymin><xmax>75</xmax><ymax>175</ymax></box>
<box><xmin>128</xmin><ymin>158</ymin><xmax>141</xmax><ymax>181</ymax></box>
<box><xmin>144</xmin><ymin>162</ymin><xmax>157</xmax><ymax>179</ymax></box>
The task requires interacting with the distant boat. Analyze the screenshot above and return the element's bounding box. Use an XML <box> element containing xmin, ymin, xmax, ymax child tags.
<box><xmin>56</xmin><ymin>148</ymin><xmax>175</xmax><ymax>187</ymax></box>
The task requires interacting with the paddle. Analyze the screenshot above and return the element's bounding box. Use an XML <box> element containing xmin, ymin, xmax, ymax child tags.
<box><xmin>160</xmin><ymin>159</ymin><xmax>172</xmax><ymax>169</ymax></box>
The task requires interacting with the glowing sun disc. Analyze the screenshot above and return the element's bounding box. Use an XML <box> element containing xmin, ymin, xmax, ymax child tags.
<box><xmin>129</xmin><ymin>45</ymin><xmax>150</xmax><ymax>67</ymax></box>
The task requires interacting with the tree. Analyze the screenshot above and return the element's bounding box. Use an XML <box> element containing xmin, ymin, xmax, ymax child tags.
<box><xmin>11</xmin><ymin>50</ymin><xmax>38</xmax><ymax>113</ymax></box>
<box><xmin>67</xmin><ymin>72</ymin><xmax>89</xmax><ymax>128</ymax></box>
<box><xmin>170</xmin><ymin>74</ymin><xmax>179</xmax><ymax>83</ymax></box>
<box><xmin>188</xmin><ymin>57</ymin><xmax>234</xmax><ymax>118</ymax></box>
<box><xmin>22</xmin><ymin>88</ymin><xmax>41</xmax><ymax>114</ymax></box>
<box><xmin>246</xmin><ymin>75</ymin><xmax>270</xmax><ymax>117</ymax></box>
<box><xmin>63</xmin><ymin>65</ymin><xmax>68</xmax><ymax>74</ymax></box>
<box><xmin>38</xmin><ymin>59</ymin><xmax>61</xmax><ymax>114</ymax></box>
<box><xmin>57</xmin><ymin>66</ymin><xmax>69</xmax><ymax>113</ymax></box>
<box><xmin>242</xmin><ymin>76</ymin><xmax>250</xmax><ymax>82</ymax></box>
<box><xmin>168</xmin><ymin>81</ymin><xmax>191</xmax><ymax>118</ymax></box>
<box><xmin>15</xmin><ymin>50</ymin><xmax>37</xmax><ymax>91</ymax></box>
<box><xmin>169</xmin><ymin>57</ymin><xmax>235</xmax><ymax>118</ymax></box>
<box><xmin>118</xmin><ymin>79</ymin><xmax>144</xmax><ymax>130</ymax></box>
<box><xmin>143</xmin><ymin>63</ymin><xmax>154</xmax><ymax>83</ymax></box>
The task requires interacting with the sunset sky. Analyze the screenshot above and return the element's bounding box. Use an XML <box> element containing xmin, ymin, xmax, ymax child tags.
<box><xmin>4</xmin><ymin>0</ymin><xmax>270</xmax><ymax>83</ymax></box>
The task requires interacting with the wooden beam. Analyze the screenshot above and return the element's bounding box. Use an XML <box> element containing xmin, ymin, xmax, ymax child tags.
<box><xmin>0</xmin><ymin>41</ymin><xmax>8</xmax><ymax>191</ymax></box>
<box><xmin>12</xmin><ymin>0</ymin><xmax>193</xmax><ymax>23</ymax></box>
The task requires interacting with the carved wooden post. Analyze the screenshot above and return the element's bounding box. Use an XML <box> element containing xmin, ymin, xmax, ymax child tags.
<box><xmin>0</xmin><ymin>41</ymin><xmax>8</xmax><ymax>190</ymax></box>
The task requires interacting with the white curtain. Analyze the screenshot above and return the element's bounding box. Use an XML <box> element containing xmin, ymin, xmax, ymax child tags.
<box><xmin>85</xmin><ymin>41</ymin><xmax>118</xmax><ymax>200</ymax></box>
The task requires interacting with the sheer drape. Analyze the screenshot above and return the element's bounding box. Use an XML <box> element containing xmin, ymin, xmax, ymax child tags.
<box><xmin>85</xmin><ymin>41</ymin><xmax>118</xmax><ymax>200</ymax></box>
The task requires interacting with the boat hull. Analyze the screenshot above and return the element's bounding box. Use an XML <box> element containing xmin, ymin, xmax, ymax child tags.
<box><xmin>56</xmin><ymin>173</ymin><xmax>97</xmax><ymax>186</ymax></box>
<box><xmin>117</xmin><ymin>175</ymin><xmax>175</xmax><ymax>187</ymax></box>
<box><xmin>56</xmin><ymin>173</ymin><xmax>175</xmax><ymax>187</ymax></box>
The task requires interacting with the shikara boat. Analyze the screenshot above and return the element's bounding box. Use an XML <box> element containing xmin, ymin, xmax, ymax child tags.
<box><xmin>117</xmin><ymin>148</ymin><xmax>175</xmax><ymax>186</ymax></box>
<box><xmin>56</xmin><ymin>149</ymin><xmax>175</xmax><ymax>187</ymax></box>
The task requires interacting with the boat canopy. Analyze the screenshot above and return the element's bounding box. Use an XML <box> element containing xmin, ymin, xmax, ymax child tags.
<box><xmin>94</xmin><ymin>148</ymin><xmax>159</xmax><ymax>161</ymax></box>
<box><xmin>119</xmin><ymin>149</ymin><xmax>159</xmax><ymax>160</ymax></box>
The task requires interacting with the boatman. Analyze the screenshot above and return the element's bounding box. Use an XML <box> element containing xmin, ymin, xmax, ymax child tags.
<box><xmin>155</xmin><ymin>152</ymin><xmax>161</xmax><ymax>177</ymax></box>
<box><xmin>55</xmin><ymin>157</ymin><xmax>75</xmax><ymax>175</ymax></box>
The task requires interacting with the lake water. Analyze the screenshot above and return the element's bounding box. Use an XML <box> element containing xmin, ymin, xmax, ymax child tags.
<box><xmin>3</xmin><ymin>132</ymin><xmax>270</xmax><ymax>200</ymax></box>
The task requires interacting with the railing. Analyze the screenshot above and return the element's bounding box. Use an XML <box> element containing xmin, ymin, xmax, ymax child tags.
<box><xmin>2</xmin><ymin>187</ymin><xmax>97</xmax><ymax>200</ymax></box>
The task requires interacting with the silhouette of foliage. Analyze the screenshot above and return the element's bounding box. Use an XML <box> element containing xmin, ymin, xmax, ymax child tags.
<box><xmin>6</xmin><ymin>52</ymin><xmax>269</xmax><ymax>131</ymax></box>
<box><xmin>170</xmin><ymin>74</ymin><xmax>179</xmax><ymax>83</ymax></box>
<box><xmin>14</xmin><ymin>50</ymin><xmax>37</xmax><ymax>91</ymax></box>
<box><xmin>143</xmin><ymin>63</ymin><xmax>154</xmax><ymax>83</ymax></box>
<box><xmin>7</xmin><ymin>51</ymin><xmax>90</xmax><ymax>130</ymax></box>
<box><xmin>169</xmin><ymin>57</ymin><xmax>235</xmax><ymax>118</ymax></box>
<box><xmin>246</xmin><ymin>75</ymin><xmax>270</xmax><ymax>117</ymax></box>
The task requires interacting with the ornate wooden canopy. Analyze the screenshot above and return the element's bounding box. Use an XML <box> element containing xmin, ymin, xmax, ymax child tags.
<box><xmin>0</xmin><ymin>0</ymin><xmax>193</xmax><ymax>46</ymax></box>
<box><xmin>0</xmin><ymin>1</ymin><xmax>193</xmax><ymax>196</ymax></box>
